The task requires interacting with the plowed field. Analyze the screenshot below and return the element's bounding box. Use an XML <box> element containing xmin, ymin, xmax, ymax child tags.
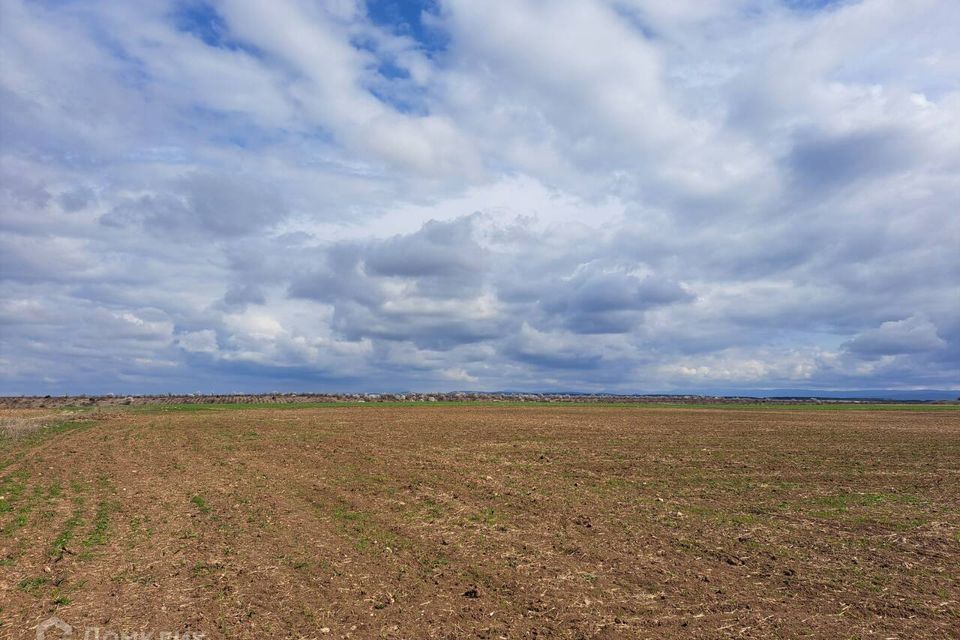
<box><xmin>2</xmin><ymin>404</ymin><xmax>958</xmax><ymax>639</ymax></box>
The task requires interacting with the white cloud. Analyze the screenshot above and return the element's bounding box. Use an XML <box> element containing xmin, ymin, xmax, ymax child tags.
<box><xmin>843</xmin><ymin>315</ymin><xmax>947</xmax><ymax>357</ymax></box>
<box><xmin>1</xmin><ymin>0</ymin><xmax>958</xmax><ymax>394</ymax></box>
<box><xmin>176</xmin><ymin>330</ymin><xmax>219</xmax><ymax>354</ymax></box>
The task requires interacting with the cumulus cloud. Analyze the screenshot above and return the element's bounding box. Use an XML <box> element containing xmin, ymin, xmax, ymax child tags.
<box><xmin>1</xmin><ymin>0</ymin><xmax>958</xmax><ymax>394</ymax></box>
<box><xmin>843</xmin><ymin>315</ymin><xmax>947</xmax><ymax>357</ymax></box>
<box><xmin>364</xmin><ymin>216</ymin><xmax>487</xmax><ymax>295</ymax></box>
<box><xmin>536</xmin><ymin>265</ymin><xmax>693</xmax><ymax>335</ymax></box>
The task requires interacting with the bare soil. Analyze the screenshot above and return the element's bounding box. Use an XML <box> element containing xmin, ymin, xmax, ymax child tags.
<box><xmin>1</xmin><ymin>405</ymin><xmax>958</xmax><ymax>639</ymax></box>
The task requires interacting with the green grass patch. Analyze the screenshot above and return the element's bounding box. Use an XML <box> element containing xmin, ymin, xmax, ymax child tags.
<box><xmin>127</xmin><ymin>401</ymin><xmax>960</xmax><ymax>414</ymax></box>
<box><xmin>804</xmin><ymin>492</ymin><xmax>928</xmax><ymax>523</ymax></box>
<box><xmin>0</xmin><ymin>470</ymin><xmax>29</xmax><ymax>515</ymax></box>
<box><xmin>192</xmin><ymin>561</ymin><xmax>222</xmax><ymax>577</ymax></box>
<box><xmin>17</xmin><ymin>576</ymin><xmax>48</xmax><ymax>595</ymax></box>
<box><xmin>190</xmin><ymin>495</ymin><xmax>211</xmax><ymax>514</ymax></box>
<box><xmin>1</xmin><ymin>474</ymin><xmax>75</xmax><ymax>544</ymax></box>
<box><xmin>468</xmin><ymin>507</ymin><xmax>498</xmax><ymax>527</ymax></box>
<box><xmin>416</xmin><ymin>496</ymin><xmax>449</xmax><ymax>522</ymax></box>
<box><xmin>83</xmin><ymin>499</ymin><xmax>113</xmax><ymax>547</ymax></box>
<box><xmin>810</xmin><ymin>492</ymin><xmax>921</xmax><ymax>513</ymax></box>
<box><xmin>332</xmin><ymin>506</ymin><xmax>364</xmax><ymax>523</ymax></box>
<box><xmin>0</xmin><ymin>417</ymin><xmax>95</xmax><ymax>451</ymax></box>
<box><xmin>330</xmin><ymin>504</ymin><xmax>406</xmax><ymax>554</ymax></box>
<box><xmin>51</xmin><ymin>497</ymin><xmax>85</xmax><ymax>557</ymax></box>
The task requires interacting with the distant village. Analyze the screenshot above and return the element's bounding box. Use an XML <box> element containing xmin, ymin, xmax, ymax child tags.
<box><xmin>2</xmin><ymin>392</ymin><xmax>951</xmax><ymax>409</ymax></box>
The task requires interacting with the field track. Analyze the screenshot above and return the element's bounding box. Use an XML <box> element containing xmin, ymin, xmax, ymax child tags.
<box><xmin>2</xmin><ymin>405</ymin><xmax>958</xmax><ymax>639</ymax></box>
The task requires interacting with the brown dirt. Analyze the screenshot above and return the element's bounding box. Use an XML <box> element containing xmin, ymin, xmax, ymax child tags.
<box><xmin>1</xmin><ymin>405</ymin><xmax>958</xmax><ymax>639</ymax></box>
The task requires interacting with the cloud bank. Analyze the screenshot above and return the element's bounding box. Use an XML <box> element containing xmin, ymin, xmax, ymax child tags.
<box><xmin>1</xmin><ymin>0</ymin><xmax>958</xmax><ymax>394</ymax></box>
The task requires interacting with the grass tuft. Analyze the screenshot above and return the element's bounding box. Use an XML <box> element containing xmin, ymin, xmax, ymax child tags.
<box><xmin>190</xmin><ymin>494</ymin><xmax>211</xmax><ymax>514</ymax></box>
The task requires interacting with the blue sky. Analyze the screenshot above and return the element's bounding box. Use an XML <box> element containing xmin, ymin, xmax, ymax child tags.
<box><xmin>0</xmin><ymin>0</ymin><xmax>958</xmax><ymax>395</ymax></box>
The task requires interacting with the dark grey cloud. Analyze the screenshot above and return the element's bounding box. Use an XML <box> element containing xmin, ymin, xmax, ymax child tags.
<box><xmin>221</xmin><ymin>283</ymin><xmax>267</xmax><ymax>310</ymax></box>
<box><xmin>289</xmin><ymin>244</ymin><xmax>387</xmax><ymax>308</ymax></box>
<box><xmin>0</xmin><ymin>170</ymin><xmax>51</xmax><ymax>211</ymax></box>
<box><xmin>291</xmin><ymin>217</ymin><xmax>486</xmax><ymax>304</ymax></box>
<box><xmin>502</xmin><ymin>329</ymin><xmax>606</xmax><ymax>371</ymax></box>
<box><xmin>365</xmin><ymin>215</ymin><xmax>487</xmax><ymax>296</ymax></box>
<box><xmin>334</xmin><ymin>304</ymin><xmax>504</xmax><ymax>349</ymax></box>
<box><xmin>289</xmin><ymin>217</ymin><xmax>502</xmax><ymax>349</ymax></box>
<box><xmin>786</xmin><ymin>127</ymin><xmax>920</xmax><ymax>193</ymax></box>
<box><xmin>101</xmin><ymin>172</ymin><xmax>287</xmax><ymax>238</ymax></box>
<box><xmin>58</xmin><ymin>186</ymin><xmax>97</xmax><ymax>212</ymax></box>
<box><xmin>538</xmin><ymin>267</ymin><xmax>693</xmax><ymax>334</ymax></box>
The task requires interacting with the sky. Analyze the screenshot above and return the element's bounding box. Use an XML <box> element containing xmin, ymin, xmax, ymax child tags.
<box><xmin>0</xmin><ymin>0</ymin><xmax>958</xmax><ymax>395</ymax></box>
